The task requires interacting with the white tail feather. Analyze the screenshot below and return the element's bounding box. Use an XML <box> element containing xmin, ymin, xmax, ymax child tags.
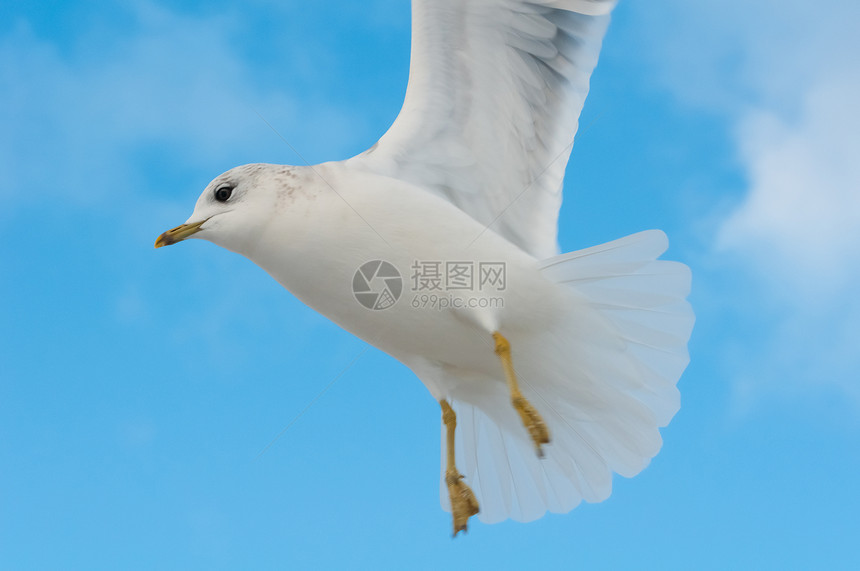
<box><xmin>442</xmin><ymin>230</ymin><xmax>694</xmax><ymax>523</ymax></box>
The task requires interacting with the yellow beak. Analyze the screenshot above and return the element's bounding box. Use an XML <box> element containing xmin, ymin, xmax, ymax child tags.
<box><xmin>154</xmin><ymin>219</ymin><xmax>207</xmax><ymax>248</ymax></box>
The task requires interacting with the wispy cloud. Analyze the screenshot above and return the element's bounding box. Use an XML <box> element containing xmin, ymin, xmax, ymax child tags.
<box><xmin>719</xmin><ymin>76</ymin><xmax>860</xmax><ymax>294</ymax></box>
<box><xmin>0</xmin><ymin>1</ymin><xmax>362</xmax><ymax>213</ymax></box>
<box><xmin>0</xmin><ymin>1</ymin><xmax>375</xmax><ymax>367</ymax></box>
<box><xmin>634</xmin><ymin>0</ymin><xmax>860</xmax><ymax>405</ymax></box>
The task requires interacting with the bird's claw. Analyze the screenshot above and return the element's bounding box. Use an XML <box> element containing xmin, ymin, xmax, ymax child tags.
<box><xmin>512</xmin><ymin>395</ymin><xmax>550</xmax><ymax>456</ymax></box>
<box><xmin>446</xmin><ymin>470</ymin><xmax>479</xmax><ymax>536</ymax></box>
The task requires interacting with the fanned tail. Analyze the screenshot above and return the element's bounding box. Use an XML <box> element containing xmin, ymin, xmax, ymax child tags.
<box><xmin>442</xmin><ymin>230</ymin><xmax>694</xmax><ymax>523</ymax></box>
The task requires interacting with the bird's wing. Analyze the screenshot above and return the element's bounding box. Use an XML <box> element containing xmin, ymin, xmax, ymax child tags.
<box><xmin>352</xmin><ymin>0</ymin><xmax>617</xmax><ymax>259</ymax></box>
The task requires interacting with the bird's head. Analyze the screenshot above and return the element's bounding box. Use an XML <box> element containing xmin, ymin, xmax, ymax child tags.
<box><xmin>155</xmin><ymin>163</ymin><xmax>299</xmax><ymax>255</ymax></box>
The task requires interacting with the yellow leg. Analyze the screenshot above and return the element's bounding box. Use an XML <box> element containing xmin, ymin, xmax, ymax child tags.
<box><xmin>493</xmin><ymin>332</ymin><xmax>550</xmax><ymax>456</ymax></box>
<box><xmin>441</xmin><ymin>400</ymin><xmax>479</xmax><ymax>536</ymax></box>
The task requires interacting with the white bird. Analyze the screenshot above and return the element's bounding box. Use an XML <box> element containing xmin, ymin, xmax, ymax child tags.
<box><xmin>156</xmin><ymin>0</ymin><xmax>693</xmax><ymax>535</ymax></box>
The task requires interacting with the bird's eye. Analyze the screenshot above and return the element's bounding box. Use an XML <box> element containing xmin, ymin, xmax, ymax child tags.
<box><xmin>214</xmin><ymin>186</ymin><xmax>233</xmax><ymax>202</ymax></box>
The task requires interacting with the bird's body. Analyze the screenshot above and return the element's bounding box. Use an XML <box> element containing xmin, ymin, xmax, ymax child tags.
<box><xmin>156</xmin><ymin>0</ymin><xmax>694</xmax><ymax>531</ymax></box>
<box><xmin>214</xmin><ymin>162</ymin><xmax>560</xmax><ymax>380</ymax></box>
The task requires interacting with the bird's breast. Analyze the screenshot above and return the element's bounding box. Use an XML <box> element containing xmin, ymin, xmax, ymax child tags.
<box><xmin>242</xmin><ymin>164</ymin><xmax>563</xmax><ymax>374</ymax></box>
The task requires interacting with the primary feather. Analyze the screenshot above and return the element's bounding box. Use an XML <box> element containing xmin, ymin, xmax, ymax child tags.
<box><xmin>353</xmin><ymin>0</ymin><xmax>618</xmax><ymax>259</ymax></box>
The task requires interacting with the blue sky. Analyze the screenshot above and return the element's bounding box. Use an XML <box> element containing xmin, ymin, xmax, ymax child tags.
<box><xmin>2</xmin><ymin>1</ymin><xmax>859</xmax><ymax>568</ymax></box>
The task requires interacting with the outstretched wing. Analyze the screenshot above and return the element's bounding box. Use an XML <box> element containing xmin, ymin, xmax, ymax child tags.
<box><xmin>352</xmin><ymin>0</ymin><xmax>617</xmax><ymax>259</ymax></box>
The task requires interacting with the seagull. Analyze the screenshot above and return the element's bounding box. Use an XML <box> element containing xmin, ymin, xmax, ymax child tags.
<box><xmin>156</xmin><ymin>0</ymin><xmax>693</xmax><ymax>535</ymax></box>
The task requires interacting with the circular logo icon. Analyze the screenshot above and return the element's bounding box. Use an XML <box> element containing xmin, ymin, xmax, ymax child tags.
<box><xmin>352</xmin><ymin>260</ymin><xmax>402</xmax><ymax>310</ymax></box>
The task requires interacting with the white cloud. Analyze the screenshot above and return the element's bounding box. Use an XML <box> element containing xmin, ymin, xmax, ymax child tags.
<box><xmin>632</xmin><ymin>1</ymin><xmax>860</xmax><ymax>404</ymax></box>
<box><xmin>0</xmin><ymin>2</ymin><xmax>361</xmax><ymax>213</ymax></box>
<box><xmin>719</xmin><ymin>75</ymin><xmax>860</xmax><ymax>296</ymax></box>
<box><xmin>720</xmin><ymin>68</ymin><xmax>860</xmax><ymax>406</ymax></box>
<box><xmin>0</xmin><ymin>2</ymin><xmax>375</xmax><ymax>367</ymax></box>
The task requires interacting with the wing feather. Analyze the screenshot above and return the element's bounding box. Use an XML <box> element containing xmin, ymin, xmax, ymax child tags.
<box><xmin>351</xmin><ymin>0</ymin><xmax>617</xmax><ymax>258</ymax></box>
